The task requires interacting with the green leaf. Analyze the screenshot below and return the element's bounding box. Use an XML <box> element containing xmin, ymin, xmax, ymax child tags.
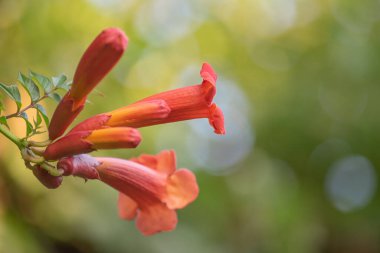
<box><xmin>19</xmin><ymin>112</ymin><xmax>33</xmax><ymax>136</ymax></box>
<box><xmin>35</xmin><ymin>110</ymin><xmax>42</xmax><ymax>127</ymax></box>
<box><xmin>35</xmin><ymin>104</ymin><xmax>49</xmax><ymax>127</ymax></box>
<box><xmin>18</xmin><ymin>73</ymin><xmax>40</xmax><ymax>102</ymax></box>
<box><xmin>48</xmin><ymin>93</ymin><xmax>62</xmax><ymax>103</ymax></box>
<box><xmin>0</xmin><ymin>116</ymin><xmax>9</xmax><ymax>128</ymax></box>
<box><xmin>30</xmin><ymin>71</ymin><xmax>54</xmax><ymax>93</ymax></box>
<box><xmin>0</xmin><ymin>82</ymin><xmax>22</xmax><ymax>112</ymax></box>
<box><xmin>52</xmin><ymin>74</ymin><xmax>69</xmax><ymax>90</ymax></box>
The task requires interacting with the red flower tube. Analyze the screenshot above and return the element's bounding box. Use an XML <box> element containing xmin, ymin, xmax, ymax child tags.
<box><xmin>68</xmin><ymin>63</ymin><xmax>225</xmax><ymax>135</ymax></box>
<box><xmin>44</xmin><ymin>127</ymin><xmax>141</xmax><ymax>161</ymax></box>
<box><xmin>57</xmin><ymin>150</ymin><xmax>199</xmax><ymax>235</ymax></box>
<box><xmin>48</xmin><ymin>28</ymin><xmax>128</xmax><ymax>140</ymax></box>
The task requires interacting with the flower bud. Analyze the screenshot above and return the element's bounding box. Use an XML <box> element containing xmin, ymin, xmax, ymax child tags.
<box><xmin>32</xmin><ymin>165</ymin><xmax>63</xmax><ymax>189</ymax></box>
<box><xmin>48</xmin><ymin>28</ymin><xmax>128</xmax><ymax>140</ymax></box>
<box><xmin>44</xmin><ymin>127</ymin><xmax>141</xmax><ymax>161</ymax></box>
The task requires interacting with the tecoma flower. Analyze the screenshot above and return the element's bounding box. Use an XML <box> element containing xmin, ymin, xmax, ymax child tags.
<box><xmin>44</xmin><ymin>127</ymin><xmax>141</xmax><ymax>161</ymax></box>
<box><xmin>48</xmin><ymin>28</ymin><xmax>128</xmax><ymax>140</ymax></box>
<box><xmin>57</xmin><ymin>150</ymin><xmax>199</xmax><ymax>235</ymax></box>
<box><xmin>67</xmin><ymin>63</ymin><xmax>225</xmax><ymax>135</ymax></box>
<box><xmin>32</xmin><ymin>165</ymin><xmax>63</xmax><ymax>189</ymax></box>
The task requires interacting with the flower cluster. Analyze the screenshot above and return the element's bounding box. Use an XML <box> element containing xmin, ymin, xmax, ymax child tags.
<box><xmin>37</xmin><ymin>28</ymin><xmax>225</xmax><ymax>235</ymax></box>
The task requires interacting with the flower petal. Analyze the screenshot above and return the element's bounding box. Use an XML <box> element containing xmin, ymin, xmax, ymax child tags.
<box><xmin>200</xmin><ymin>63</ymin><xmax>217</xmax><ymax>105</ymax></box>
<box><xmin>58</xmin><ymin>154</ymin><xmax>100</xmax><ymax>180</ymax></box>
<box><xmin>85</xmin><ymin>127</ymin><xmax>141</xmax><ymax>149</ymax></box>
<box><xmin>48</xmin><ymin>93</ymin><xmax>84</xmax><ymax>140</ymax></box>
<box><xmin>200</xmin><ymin>62</ymin><xmax>217</xmax><ymax>86</ymax></box>
<box><xmin>48</xmin><ymin>28</ymin><xmax>127</xmax><ymax>140</ymax></box>
<box><xmin>131</xmin><ymin>150</ymin><xmax>176</xmax><ymax>175</ymax></box>
<box><xmin>106</xmin><ymin>100</ymin><xmax>171</xmax><ymax>128</ymax></box>
<box><xmin>118</xmin><ymin>192</ymin><xmax>138</xmax><ymax>220</ymax></box>
<box><xmin>164</xmin><ymin>169</ymin><xmax>199</xmax><ymax>209</ymax></box>
<box><xmin>66</xmin><ymin>63</ymin><xmax>224</xmax><ymax>135</ymax></box>
<box><xmin>45</xmin><ymin>128</ymin><xmax>141</xmax><ymax>161</ymax></box>
<box><xmin>44</xmin><ymin>131</ymin><xmax>93</xmax><ymax>161</ymax></box>
<box><xmin>32</xmin><ymin>165</ymin><xmax>63</xmax><ymax>189</ymax></box>
<box><xmin>209</xmin><ymin>104</ymin><xmax>225</xmax><ymax>134</ymax></box>
<box><xmin>57</xmin><ymin>150</ymin><xmax>199</xmax><ymax>236</ymax></box>
<box><xmin>71</xmin><ymin>28</ymin><xmax>128</xmax><ymax>110</ymax></box>
<box><xmin>68</xmin><ymin>100</ymin><xmax>171</xmax><ymax>133</ymax></box>
<box><xmin>136</xmin><ymin>201</ymin><xmax>177</xmax><ymax>236</ymax></box>
<box><xmin>68</xmin><ymin>114</ymin><xmax>111</xmax><ymax>134</ymax></box>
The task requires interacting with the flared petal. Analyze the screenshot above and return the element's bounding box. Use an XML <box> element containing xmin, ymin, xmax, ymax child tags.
<box><xmin>118</xmin><ymin>192</ymin><xmax>138</xmax><ymax>220</ymax></box>
<box><xmin>131</xmin><ymin>151</ymin><xmax>199</xmax><ymax>209</ymax></box>
<box><xmin>164</xmin><ymin>169</ymin><xmax>199</xmax><ymax>209</ymax></box>
<box><xmin>136</xmin><ymin>201</ymin><xmax>177</xmax><ymax>236</ymax></box>
<box><xmin>131</xmin><ymin>149</ymin><xmax>176</xmax><ymax>175</ymax></box>
<box><xmin>209</xmin><ymin>103</ymin><xmax>225</xmax><ymax>134</ymax></box>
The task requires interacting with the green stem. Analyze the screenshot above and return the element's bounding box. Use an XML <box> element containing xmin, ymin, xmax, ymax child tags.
<box><xmin>0</xmin><ymin>125</ymin><xmax>23</xmax><ymax>148</ymax></box>
<box><xmin>5</xmin><ymin>94</ymin><xmax>49</xmax><ymax>119</ymax></box>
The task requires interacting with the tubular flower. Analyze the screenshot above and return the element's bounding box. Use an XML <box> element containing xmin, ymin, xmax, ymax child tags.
<box><xmin>32</xmin><ymin>165</ymin><xmax>63</xmax><ymax>189</ymax></box>
<box><xmin>48</xmin><ymin>28</ymin><xmax>128</xmax><ymax>140</ymax></box>
<box><xmin>44</xmin><ymin>127</ymin><xmax>141</xmax><ymax>161</ymax></box>
<box><xmin>68</xmin><ymin>63</ymin><xmax>225</xmax><ymax>135</ymax></box>
<box><xmin>57</xmin><ymin>150</ymin><xmax>199</xmax><ymax>235</ymax></box>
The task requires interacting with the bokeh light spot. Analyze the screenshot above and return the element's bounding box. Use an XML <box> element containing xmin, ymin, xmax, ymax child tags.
<box><xmin>134</xmin><ymin>0</ymin><xmax>202</xmax><ymax>45</ymax></box>
<box><xmin>318</xmin><ymin>82</ymin><xmax>368</xmax><ymax>123</ymax></box>
<box><xmin>329</xmin><ymin>0</ymin><xmax>380</xmax><ymax>33</ymax></box>
<box><xmin>325</xmin><ymin>155</ymin><xmax>377</xmax><ymax>212</ymax></box>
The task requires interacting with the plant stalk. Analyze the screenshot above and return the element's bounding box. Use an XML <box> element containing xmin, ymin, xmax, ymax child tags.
<box><xmin>0</xmin><ymin>125</ymin><xmax>23</xmax><ymax>148</ymax></box>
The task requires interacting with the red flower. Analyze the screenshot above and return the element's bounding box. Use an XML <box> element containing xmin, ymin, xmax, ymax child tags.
<box><xmin>32</xmin><ymin>165</ymin><xmax>63</xmax><ymax>189</ymax></box>
<box><xmin>68</xmin><ymin>63</ymin><xmax>225</xmax><ymax>135</ymax></box>
<box><xmin>48</xmin><ymin>28</ymin><xmax>128</xmax><ymax>140</ymax></box>
<box><xmin>57</xmin><ymin>150</ymin><xmax>199</xmax><ymax>235</ymax></box>
<box><xmin>44</xmin><ymin>127</ymin><xmax>141</xmax><ymax>161</ymax></box>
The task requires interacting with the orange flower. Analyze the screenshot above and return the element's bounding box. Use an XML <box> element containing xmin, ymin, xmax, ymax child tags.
<box><xmin>48</xmin><ymin>28</ymin><xmax>128</xmax><ymax>140</ymax></box>
<box><xmin>44</xmin><ymin>127</ymin><xmax>141</xmax><ymax>161</ymax></box>
<box><xmin>57</xmin><ymin>150</ymin><xmax>199</xmax><ymax>235</ymax></box>
<box><xmin>68</xmin><ymin>63</ymin><xmax>225</xmax><ymax>135</ymax></box>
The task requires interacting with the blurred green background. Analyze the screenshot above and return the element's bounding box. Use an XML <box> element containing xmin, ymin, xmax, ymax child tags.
<box><xmin>1</xmin><ymin>0</ymin><xmax>380</xmax><ymax>252</ymax></box>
